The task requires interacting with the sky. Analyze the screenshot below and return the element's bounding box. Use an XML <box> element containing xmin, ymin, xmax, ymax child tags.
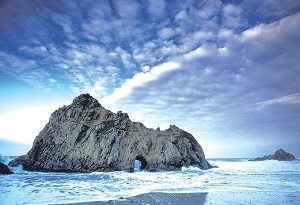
<box><xmin>0</xmin><ymin>0</ymin><xmax>300</xmax><ymax>158</ymax></box>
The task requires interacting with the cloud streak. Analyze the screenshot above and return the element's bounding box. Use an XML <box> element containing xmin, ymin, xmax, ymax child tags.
<box><xmin>257</xmin><ymin>93</ymin><xmax>300</xmax><ymax>107</ymax></box>
<box><xmin>102</xmin><ymin>61</ymin><xmax>181</xmax><ymax>108</ymax></box>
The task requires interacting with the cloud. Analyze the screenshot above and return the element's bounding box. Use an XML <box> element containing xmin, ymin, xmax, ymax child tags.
<box><xmin>147</xmin><ymin>0</ymin><xmax>165</xmax><ymax>18</ymax></box>
<box><xmin>115</xmin><ymin>47</ymin><xmax>136</xmax><ymax>69</ymax></box>
<box><xmin>101</xmin><ymin>60</ymin><xmax>181</xmax><ymax>108</ymax></box>
<box><xmin>197</xmin><ymin>0</ymin><xmax>222</xmax><ymax>19</ymax></box>
<box><xmin>257</xmin><ymin>93</ymin><xmax>300</xmax><ymax>107</ymax></box>
<box><xmin>1</xmin><ymin>1</ymin><xmax>299</xmax><ymax>103</ymax></box>
<box><xmin>183</xmin><ymin>45</ymin><xmax>211</xmax><ymax>60</ymax></box>
<box><xmin>241</xmin><ymin>11</ymin><xmax>300</xmax><ymax>43</ymax></box>
<box><xmin>19</xmin><ymin>45</ymin><xmax>48</xmax><ymax>56</ymax></box>
<box><xmin>222</xmin><ymin>4</ymin><xmax>244</xmax><ymax>29</ymax></box>
<box><xmin>14</xmin><ymin>41</ymin><xmax>125</xmax><ymax>98</ymax></box>
<box><xmin>0</xmin><ymin>0</ymin><xmax>226</xmax><ymax>99</ymax></box>
<box><xmin>113</xmin><ymin>0</ymin><xmax>141</xmax><ymax>19</ymax></box>
<box><xmin>0</xmin><ymin>51</ymin><xmax>56</xmax><ymax>88</ymax></box>
<box><xmin>51</xmin><ymin>13</ymin><xmax>76</xmax><ymax>41</ymax></box>
<box><xmin>178</xmin><ymin>30</ymin><xmax>216</xmax><ymax>53</ymax></box>
<box><xmin>240</xmin><ymin>0</ymin><xmax>300</xmax><ymax>23</ymax></box>
<box><xmin>102</xmin><ymin>43</ymin><xmax>216</xmax><ymax>109</ymax></box>
<box><xmin>157</xmin><ymin>27</ymin><xmax>176</xmax><ymax>40</ymax></box>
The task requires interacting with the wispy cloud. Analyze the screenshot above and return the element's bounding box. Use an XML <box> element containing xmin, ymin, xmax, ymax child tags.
<box><xmin>257</xmin><ymin>93</ymin><xmax>300</xmax><ymax>107</ymax></box>
<box><xmin>102</xmin><ymin>61</ymin><xmax>181</xmax><ymax>108</ymax></box>
<box><xmin>19</xmin><ymin>45</ymin><xmax>48</xmax><ymax>56</ymax></box>
<box><xmin>0</xmin><ymin>51</ymin><xmax>56</xmax><ymax>88</ymax></box>
<box><xmin>6</xmin><ymin>42</ymin><xmax>123</xmax><ymax>98</ymax></box>
<box><xmin>222</xmin><ymin>4</ymin><xmax>245</xmax><ymax>29</ymax></box>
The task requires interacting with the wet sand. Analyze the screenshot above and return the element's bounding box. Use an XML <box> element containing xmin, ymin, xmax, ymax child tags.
<box><xmin>205</xmin><ymin>191</ymin><xmax>300</xmax><ymax>205</ymax></box>
<box><xmin>55</xmin><ymin>191</ymin><xmax>300</xmax><ymax>205</ymax></box>
<box><xmin>55</xmin><ymin>192</ymin><xmax>208</xmax><ymax>205</ymax></box>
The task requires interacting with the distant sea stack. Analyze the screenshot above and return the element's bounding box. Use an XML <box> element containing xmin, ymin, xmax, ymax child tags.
<box><xmin>250</xmin><ymin>149</ymin><xmax>296</xmax><ymax>161</ymax></box>
<box><xmin>9</xmin><ymin>94</ymin><xmax>212</xmax><ymax>172</ymax></box>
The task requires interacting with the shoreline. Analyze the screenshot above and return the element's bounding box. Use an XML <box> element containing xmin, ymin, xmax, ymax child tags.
<box><xmin>53</xmin><ymin>192</ymin><xmax>208</xmax><ymax>205</ymax></box>
<box><xmin>53</xmin><ymin>191</ymin><xmax>300</xmax><ymax>205</ymax></box>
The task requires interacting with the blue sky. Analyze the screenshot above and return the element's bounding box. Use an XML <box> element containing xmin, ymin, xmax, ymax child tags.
<box><xmin>0</xmin><ymin>0</ymin><xmax>300</xmax><ymax>157</ymax></box>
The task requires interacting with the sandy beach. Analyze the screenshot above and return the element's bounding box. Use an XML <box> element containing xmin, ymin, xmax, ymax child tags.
<box><xmin>54</xmin><ymin>191</ymin><xmax>300</xmax><ymax>205</ymax></box>
<box><xmin>54</xmin><ymin>192</ymin><xmax>208</xmax><ymax>205</ymax></box>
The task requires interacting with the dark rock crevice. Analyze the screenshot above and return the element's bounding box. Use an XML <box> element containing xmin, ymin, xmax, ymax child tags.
<box><xmin>75</xmin><ymin>124</ymin><xmax>90</xmax><ymax>143</ymax></box>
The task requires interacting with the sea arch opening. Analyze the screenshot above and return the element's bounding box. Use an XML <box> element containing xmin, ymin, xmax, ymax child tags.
<box><xmin>134</xmin><ymin>156</ymin><xmax>148</xmax><ymax>171</ymax></box>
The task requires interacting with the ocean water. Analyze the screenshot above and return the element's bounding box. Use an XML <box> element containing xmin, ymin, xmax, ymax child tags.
<box><xmin>1</xmin><ymin>157</ymin><xmax>300</xmax><ymax>205</ymax></box>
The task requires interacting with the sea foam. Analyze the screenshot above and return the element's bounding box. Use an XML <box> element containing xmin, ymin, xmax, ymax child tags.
<box><xmin>1</xmin><ymin>158</ymin><xmax>300</xmax><ymax>204</ymax></box>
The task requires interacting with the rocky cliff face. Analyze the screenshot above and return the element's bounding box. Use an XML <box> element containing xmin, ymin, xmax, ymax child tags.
<box><xmin>250</xmin><ymin>149</ymin><xmax>295</xmax><ymax>161</ymax></box>
<box><xmin>9</xmin><ymin>94</ymin><xmax>212</xmax><ymax>172</ymax></box>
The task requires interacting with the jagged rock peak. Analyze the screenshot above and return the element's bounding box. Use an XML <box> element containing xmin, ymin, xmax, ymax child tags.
<box><xmin>9</xmin><ymin>93</ymin><xmax>212</xmax><ymax>172</ymax></box>
<box><xmin>71</xmin><ymin>93</ymin><xmax>102</xmax><ymax>108</ymax></box>
<box><xmin>168</xmin><ymin>125</ymin><xmax>180</xmax><ymax>131</ymax></box>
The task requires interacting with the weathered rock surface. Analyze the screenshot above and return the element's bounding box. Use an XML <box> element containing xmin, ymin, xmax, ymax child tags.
<box><xmin>0</xmin><ymin>162</ymin><xmax>13</xmax><ymax>174</ymax></box>
<box><xmin>250</xmin><ymin>149</ymin><xmax>295</xmax><ymax>161</ymax></box>
<box><xmin>9</xmin><ymin>93</ymin><xmax>212</xmax><ymax>172</ymax></box>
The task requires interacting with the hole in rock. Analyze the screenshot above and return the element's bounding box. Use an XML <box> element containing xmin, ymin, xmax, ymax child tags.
<box><xmin>134</xmin><ymin>156</ymin><xmax>148</xmax><ymax>171</ymax></box>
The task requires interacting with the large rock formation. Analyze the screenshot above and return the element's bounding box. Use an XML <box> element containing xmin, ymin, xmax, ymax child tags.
<box><xmin>0</xmin><ymin>162</ymin><xmax>13</xmax><ymax>174</ymax></box>
<box><xmin>9</xmin><ymin>94</ymin><xmax>212</xmax><ymax>172</ymax></box>
<box><xmin>250</xmin><ymin>149</ymin><xmax>295</xmax><ymax>161</ymax></box>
